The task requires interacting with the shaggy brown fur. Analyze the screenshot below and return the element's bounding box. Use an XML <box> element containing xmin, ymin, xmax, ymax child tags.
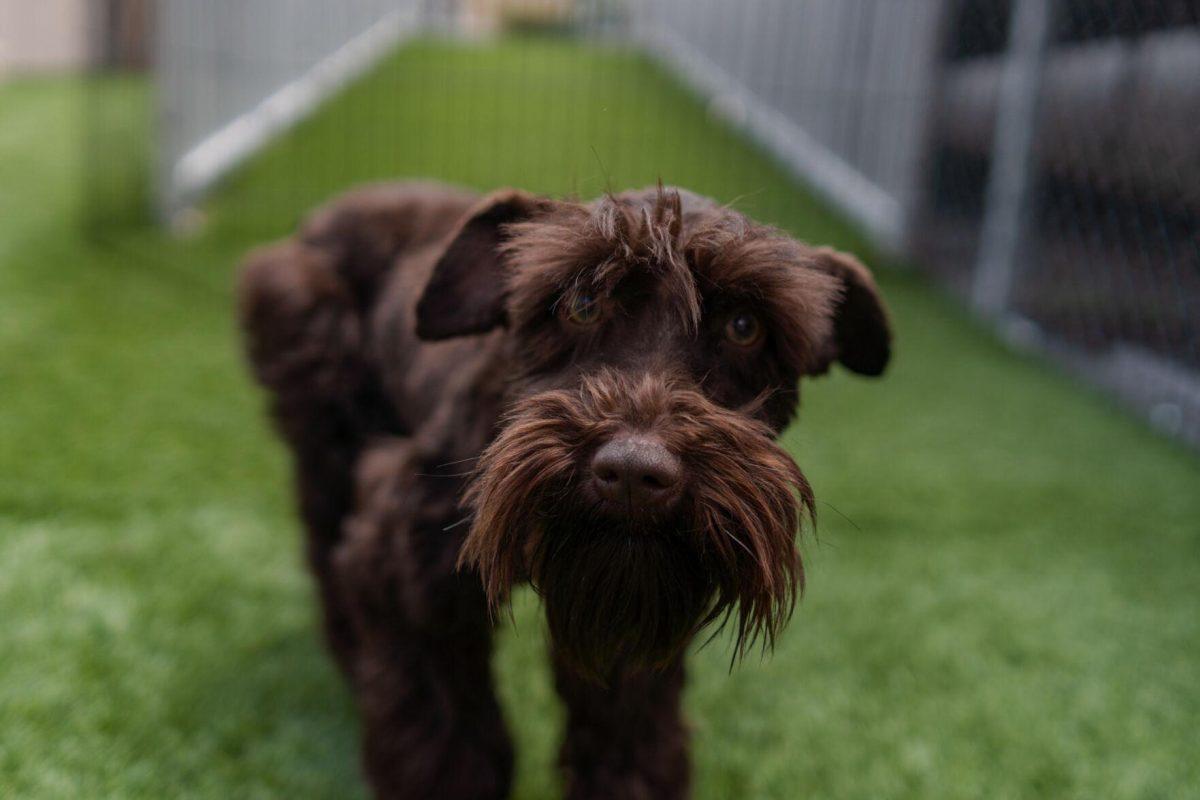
<box><xmin>238</xmin><ymin>181</ymin><xmax>891</xmax><ymax>799</ymax></box>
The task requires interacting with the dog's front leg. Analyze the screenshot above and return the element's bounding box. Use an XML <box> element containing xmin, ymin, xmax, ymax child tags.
<box><xmin>335</xmin><ymin>439</ymin><xmax>513</xmax><ymax>800</ymax></box>
<box><xmin>553</xmin><ymin>650</ymin><xmax>691</xmax><ymax>800</ymax></box>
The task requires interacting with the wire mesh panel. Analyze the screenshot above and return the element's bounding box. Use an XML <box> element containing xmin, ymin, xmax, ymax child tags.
<box><xmin>153</xmin><ymin>0</ymin><xmax>873</xmax><ymax>245</ymax></box>
<box><xmin>1021</xmin><ymin>12</ymin><xmax>1200</xmax><ymax>362</ymax></box>
<box><xmin>634</xmin><ymin>0</ymin><xmax>948</xmax><ymax>249</ymax></box>
<box><xmin>157</xmin><ymin>0</ymin><xmax>418</xmax><ymax>211</ymax></box>
<box><xmin>107</xmin><ymin>0</ymin><xmax>1200</xmax><ymax>447</ymax></box>
<box><xmin>920</xmin><ymin>0</ymin><xmax>1200</xmax><ymax>443</ymax></box>
<box><xmin>155</xmin><ymin>0</ymin><xmax>952</xmax><ymax>242</ymax></box>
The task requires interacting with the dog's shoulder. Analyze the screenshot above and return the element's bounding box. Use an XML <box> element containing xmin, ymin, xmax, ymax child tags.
<box><xmin>294</xmin><ymin>182</ymin><xmax>480</xmax><ymax>303</ymax></box>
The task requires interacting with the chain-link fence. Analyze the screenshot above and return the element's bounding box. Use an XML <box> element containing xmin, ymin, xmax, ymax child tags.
<box><xmin>919</xmin><ymin>0</ymin><xmax>1200</xmax><ymax>447</ymax></box>
<box><xmin>83</xmin><ymin>0</ymin><xmax>1200</xmax><ymax>448</ymax></box>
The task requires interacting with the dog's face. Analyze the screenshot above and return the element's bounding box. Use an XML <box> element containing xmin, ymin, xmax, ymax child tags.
<box><xmin>416</xmin><ymin>187</ymin><xmax>890</xmax><ymax>679</ymax></box>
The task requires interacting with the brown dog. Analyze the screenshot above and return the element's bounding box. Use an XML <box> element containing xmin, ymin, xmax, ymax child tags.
<box><xmin>238</xmin><ymin>181</ymin><xmax>890</xmax><ymax>799</ymax></box>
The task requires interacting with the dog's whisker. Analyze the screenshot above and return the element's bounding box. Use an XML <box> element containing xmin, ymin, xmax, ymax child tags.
<box><xmin>820</xmin><ymin>501</ymin><xmax>860</xmax><ymax>533</ymax></box>
<box><xmin>720</xmin><ymin>187</ymin><xmax>766</xmax><ymax>212</ymax></box>
<box><xmin>718</xmin><ymin>526</ymin><xmax>756</xmax><ymax>561</ymax></box>
<box><xmin>435</xmin><ymin>456</ymin><xmax>480</xmax><ymax>468</ymax></box>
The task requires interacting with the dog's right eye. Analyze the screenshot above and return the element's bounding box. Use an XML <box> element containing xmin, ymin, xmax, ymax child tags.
<box><xmin>725</xmin><ymin>311</ymin><xmax>764</xmax><ymax>347</ymax></box>
<box><xmin>564</xmin><ymin>291</ymin><xmax>602</xmax><ymax>326</ymax></box>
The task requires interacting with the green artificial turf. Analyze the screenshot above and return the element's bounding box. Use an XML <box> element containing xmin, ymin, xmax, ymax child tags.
<box><xmin>3</xmin><ymin>39</ymin><xmax>1198</xmax><ymax>799</ymax></box>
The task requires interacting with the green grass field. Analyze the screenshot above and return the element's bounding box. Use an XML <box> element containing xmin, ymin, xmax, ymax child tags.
<box><xmin>3</xmin><ymin>39</ymin><xmax>1198</xmax><ymax>799</ymax></box>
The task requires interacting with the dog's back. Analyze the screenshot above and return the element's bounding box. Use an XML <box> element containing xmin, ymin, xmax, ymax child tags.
<box><xmin>236</xmin><ymin>181</ymin><xmax>498</xmax><ymax>670</ymax></box>
<box><xmin>238</xmin><ymin>181</ymin><xmax>478</xmax><ymax>403</ymax></box>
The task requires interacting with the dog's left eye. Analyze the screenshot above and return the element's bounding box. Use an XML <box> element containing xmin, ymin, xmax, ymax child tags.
<box><xmin>725</xmin><ymin>311</ymin><xmax>763</xmax><ymax>347</ymax></box>
<box><xmin>565</xmin><ymin>291</ymin><xmax>602</xmax><ymax>326</ymax></box>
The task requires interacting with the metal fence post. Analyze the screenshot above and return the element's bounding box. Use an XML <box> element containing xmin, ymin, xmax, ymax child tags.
<box><xmin>972</xmin><ymin>0</ymin><xmax>1053</xmax><ymax>316</ymax></box>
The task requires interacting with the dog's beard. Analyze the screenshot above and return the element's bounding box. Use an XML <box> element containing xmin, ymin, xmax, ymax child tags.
<box><xmin>531</xmin><ymin>509</ymin><xmax>715</xmax><ymax>681</ymax></box>
<box><xmin>459</xmin><ymin>371</ymin><xmax>813</xmax><ymax>680</ymax></box>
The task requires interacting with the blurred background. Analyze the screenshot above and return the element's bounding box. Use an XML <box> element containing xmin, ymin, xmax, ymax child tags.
<box><xmin>3</xmin><ymin>1</ymin><xmax>1198</xmax><ymax>798</ymax></box>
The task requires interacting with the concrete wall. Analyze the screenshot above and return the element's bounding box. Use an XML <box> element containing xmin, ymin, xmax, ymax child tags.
<box><xmin>0</xmin><ymin>0</ymin><xmax>91</xmax><ymax>76</ymax></box>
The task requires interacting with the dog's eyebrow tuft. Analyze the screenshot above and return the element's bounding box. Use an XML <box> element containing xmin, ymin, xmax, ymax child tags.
<box><xmin>503</xmin><ymin>187</ymin><xmax>702</xmax><ymax>332</ymax></box>
<box><xmin>685</xmin><ymin>217</ymin><xmax>841</xmax><ymax>373</ymax></box>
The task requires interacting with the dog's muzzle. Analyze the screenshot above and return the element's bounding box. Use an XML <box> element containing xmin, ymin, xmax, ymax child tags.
<box><xmin>458</xmin><ymin>370</ymin><xmax>813</xmax><ymax>680</ymax></box>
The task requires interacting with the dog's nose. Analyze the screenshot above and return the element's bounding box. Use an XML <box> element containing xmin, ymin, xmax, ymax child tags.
<box><xmin>590</xmin><ymin>435</ymin><xmax>682</xmax><ymax>513</ymax></box>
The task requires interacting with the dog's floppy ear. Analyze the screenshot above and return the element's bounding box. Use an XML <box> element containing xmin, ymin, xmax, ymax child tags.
<box><xmin>416</xmin><ymin>189</ymin><xmax>548</xmax><ymax>340</ymax></box>
<box><xmin>811</xmin><ymin>247</ymin><xmax>892</xmax><ymax>376</ymax></box>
